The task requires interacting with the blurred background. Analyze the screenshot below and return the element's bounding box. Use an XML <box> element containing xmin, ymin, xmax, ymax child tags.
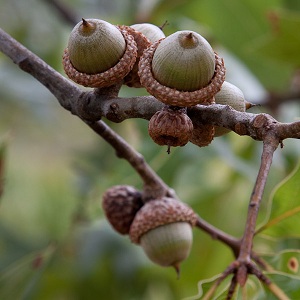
<box><xmin>0</xmin><ymin>0</ymin><xmax>299</xmax><ymax>299</ymax></box>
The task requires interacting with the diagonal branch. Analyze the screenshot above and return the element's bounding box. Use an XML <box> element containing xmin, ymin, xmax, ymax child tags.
<box><xmin>238</xmin><ymin>137</ymin><xmax>279</xmax><ymax>263</ymax></box>
<box><xmin>1</xmin><ymin>28</ymin><xmax>299</xmax><ymax>142</ymax></box>
<box><xmin>85</xmin><ymin>119</ymin><xmax>175</xmax><ymax>201</ymax></box>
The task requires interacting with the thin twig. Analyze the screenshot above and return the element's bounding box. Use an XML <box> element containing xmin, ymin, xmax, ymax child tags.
<box><xmin>0</xmin><ymin>28</ymin><xmax>80</xmax><ymax>113</ymax></box>
<box><xmin>196</xmin><ymin>216</ymin><xmax>241</xmax><ymax>257</ymax></box>
<box><xmin>202</xmin><ymin>262</ymin><xmax>239</xmax><ymax>300</ymax></box>
<box><xmin>238</xmin><ymin>138</ymin><xmax>279</xmax><ymax>263</ymax></box>
<box><xmin>226</xmin><ymin>273</ymin><xmax>238</xmax><ymax>300</ymax></box>
<box><xmin>85</xmin><ymin>120</ymin><xmax>176</xmax><ymax>201</ymax></box>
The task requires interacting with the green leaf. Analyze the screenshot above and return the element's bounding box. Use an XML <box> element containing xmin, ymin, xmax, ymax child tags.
<box><xmin>183</xmin><ymin>269</ymin><xmax>300</xmax><ymax>299</ymax></box>
<box><xmin>257</xmin><ymin>161</ymin><xmax>300</xmax><ymax>237</ymax></box>
<box><xmin>261</xmin><ymin>249</ymin><xmax>300</xmax><ymax>276</ymax></box>
<box><xmin>266</xmin><ymin>272</ymin><xmax>300</xmax><ymax>299</ymax></box>
<box><xmin>183</xmin><ymin>273</ymin><xmax>231</xmax><ymax>300</ymax></box>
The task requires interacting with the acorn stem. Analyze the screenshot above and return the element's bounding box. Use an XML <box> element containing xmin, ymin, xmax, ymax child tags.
<box><xmin>82</xmin><ymin>18</ymin><xmax>88</xmax><ymax>26</ymax></box>
<box><xmin>179</xmin><ymin>32</ymin><xmax>198</xmax><ymax>49</ymax></box>
<box><xmin>167</xmin><ymin>145</ymin><xmax>171</xmax><ymax>154</ymax></box>
<box><xmin>173</xmin><ymin>263</ymin><xmax>181</xmax><ymax>279</ymax></box>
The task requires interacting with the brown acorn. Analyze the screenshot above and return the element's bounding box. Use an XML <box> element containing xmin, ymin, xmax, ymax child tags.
<box><xmin>138</xmin><ymin>30</ymin><xmax>226</xmax><ymax>107</ymax></box>
<box><xmin>148</xmin><ymin>106</ymin><xmax>193</xmax><ymax>153</ymax></box>
<box><xmin>102</xmin><ymin>185</ymin><xmax>143</xmax><ymax>235</ymax></box>
<box><xmin>189</xmin><ymin>123</ymin><xmax>215</xmax><ymax>147</ymax></box>
<box><xmin>63</xmin><ymin>18</ymin><xmax>137</xmax><ymax>88</ymax></box>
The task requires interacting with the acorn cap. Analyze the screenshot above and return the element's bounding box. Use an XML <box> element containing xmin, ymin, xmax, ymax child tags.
<box><xmin>129</xmin><ymin>197</ymin><xmax>197</xmax><ymax>244</ymax></box>
<box><xmin>138</xmin><ymin>38</ymin><xmax>225</xmax><ymax>107</ymax></box>
<box><xmin>102</xmin><ymin>185</ymin><xmax>143</xmax><ymax>235</ymax></box>
<box><xmin>120</xmin><ymin>25</ymin><xmax>151</xmax><ymax>88</ymax></box>
<box><xmin>63</xmin><ymin>21</ymin><xmax>138</xmax><ymax>88</ymax></box>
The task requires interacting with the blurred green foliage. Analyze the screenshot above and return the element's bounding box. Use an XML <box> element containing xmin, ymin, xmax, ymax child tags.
<box><xmin>0</xmin><ymin>0</ymin><xmax>299</xmax><ymax>299</ymax></box>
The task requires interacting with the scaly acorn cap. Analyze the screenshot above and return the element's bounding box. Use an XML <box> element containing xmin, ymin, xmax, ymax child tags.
<box><xmin>120</xmin><ymin>25</ymin><xmax>151</xmax><ymax>88</ymax></box>
<box><xmin>129</xmin><ymin>197</ymin><xmax>197</xmax><ymax>243</ymax></box>
<box><xmin>63</xmin><ymin>18</ymin><xmax>137</xmax><ymax>88</ymax></box>
<box><xmin>129</xmin><ymin>197</ymin><xmax>197</xmax><ymax>274</ymax></box>
<box><xmin>138</xmin><ymin>31</ymin><xmax>226</xmax><ymax>107</ymax></box>
<box><xmin>148</xmin><ymin>106</ymin><xmax>193</xmax><ymax>153</ymax></box>
<box><xmin>214</xmin><ymin>81</ymin><xmax>246</xmax><ymax>136</ymax></box>
<box><xmin>102</xmin><ymin>185</ymin><xmax>143</xmax><ymax>235</ymax></box>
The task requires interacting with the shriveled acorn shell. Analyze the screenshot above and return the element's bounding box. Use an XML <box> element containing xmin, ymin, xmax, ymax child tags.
<box><xmin>189</xmin><ymin>124</ymin><xmax>215</xmax><ymax>147</ymax></box>
<box><xmin>68</xmin><ymin>18</ymin><xmax>126</xmax><ymax>74</ymax></box>
<box><xmin>148</xmin><ymin>106</ymin><xmax>193</xmax><ymax>149</ymax></box>
<box><xmin>152</xmin><ymin>30</ymin><xmax>215</xmax><ymax>92</ymax></box>
<box><xmin>102</xmin><ymin>185</ymin><xmax>143</xmax><ymax>235</ymax></box>
<box><xmin>214</xmin><ymin>81</ymin><xmax>246</xmax><ymax>136</ymax></box>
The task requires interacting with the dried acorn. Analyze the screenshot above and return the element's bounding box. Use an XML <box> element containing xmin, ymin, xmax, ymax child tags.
<box><xmin>139</xmin><ymin>30</ymin><xmax>226</xmax><ymax>107</ymax></box>
<box><xmin>189</xmin><ymin>123</ymin><xmax>215</xmax><ymax>147</ymax></box>
<box><xmin>148</xmin><ymin>106</ymin><xmax>193</xmax><ymax>153</ymax></box>
<box><xmin>63</xmin><ymin>18</ymin><xmax>137</xmax><ymax>88</ymax></box>
<box><xmin>129</xmin><ymin>197</ymin><xmax>197</xmax><ymax>275</ymax></box>
<box><xmin>189</xmin><ymin>97</ymin><xmax>215</xmax><ymax>147</ymax></box>
<box><xmin>102</xmin><ymin>185</ymin><xmax>143</xmax><ymax>235</ymax></box>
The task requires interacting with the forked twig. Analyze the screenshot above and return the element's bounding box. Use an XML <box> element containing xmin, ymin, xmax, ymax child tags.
<box><xmin>201</xmin><ymin>132</ymin><xmax>291</xmax><ymax>299</ymax></box>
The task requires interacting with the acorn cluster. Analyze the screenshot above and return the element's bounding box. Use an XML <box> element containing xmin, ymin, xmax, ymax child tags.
<box><xmin>62</xmin><ymin>20</ymin><xmax>248</xmax><ymax>273</ymax></box>
<box><xmin>102</xmin><ymin>185</ymin><xmax>197</xmax><ymax>275</ymax></box>
<box><xmin>63</xmin><ymin>19</ymin><xmax>247</xmax><ymax>153</ymax></box>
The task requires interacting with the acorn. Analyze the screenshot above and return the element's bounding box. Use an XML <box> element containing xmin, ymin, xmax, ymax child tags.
<box><xmin>129</xmin><ymin>197</ymin><xmax>197</xmax><ymax>276</ymax></box>
<box><xmin>130</xmin><ymin>23</ymin><xmax>165</xmax><ymax>43</ymax></box>
<box><xmin>102</xmin><ymin>185</ymin><xmax>143</xmax><ymax>235</ymax></box>
<box><xmin>63</xmin><ymin>18</ymin><xmax>137</xmax><ymax>88</ymax></box>
<box><xmin>148</xmin><ymin>106</ymin><xmax>193</xmax><ymax>153</ymax></box>
<box><xmin>214</xmin><ymin>81</ymin><xmax>246</xmax><ymax>136</ymax></box>
<box><xmin>138</xmin><ymin>30</ymin><xmax>226</xmax><ymax>107</ymax></box>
